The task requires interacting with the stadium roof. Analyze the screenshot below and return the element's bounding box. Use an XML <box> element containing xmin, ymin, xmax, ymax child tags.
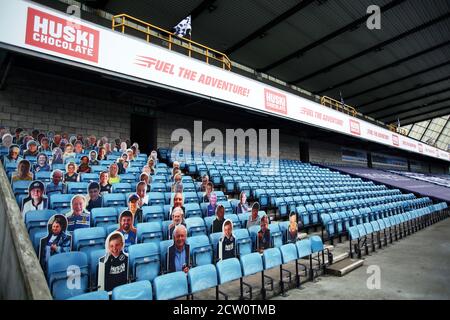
<box><xmin>84</xmin><ymin>0</ymin><xmax>450</xmax><ymax>128</ymax></box>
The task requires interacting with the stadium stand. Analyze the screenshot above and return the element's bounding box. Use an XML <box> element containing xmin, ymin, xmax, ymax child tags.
<box><xmin>0</xmin><ymin>0</ymin><xmax>450</xmax><ymax>302</ymax></box>
<box><xmin>1</xmin><ymin>139</ymin><xmax>448</xmax><ymax>300</ymax></box>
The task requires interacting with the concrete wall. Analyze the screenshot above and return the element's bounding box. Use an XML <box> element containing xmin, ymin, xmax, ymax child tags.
<box><xmin>157</xmin><ymin>112</ymin><xmax>300</xmax><ymax>160</ymax></box>
<box><xmin>308</xmin><ymin>140</ymin><xmax>344</xmax><ymax>164</ymax></box>
<box><xmin>0</xmin><ymin>67</ymin><xmax>130</xmax><ymax>141</ymax></box>
<box><xmin>0</xmin><ymin>164</ymin><xmax>52</xmax><ymax>299</ymax></box>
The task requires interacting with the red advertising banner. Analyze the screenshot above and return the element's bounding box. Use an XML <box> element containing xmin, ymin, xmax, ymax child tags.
<box><xmin>25</xmin><ymin>7</ymin><xmax>99</xmax><ymax>62</ymax></box>
<box><xmin>349</xmin><ymin>119</ymin><xmax>361</xmax><ymax>136</ymax></box>
<box><xmin>392</xmin><ymin>134</ymin><xmax>399</xmax><ymax>146</ymax></box>
<box><xmin>264</xmin><ymin>89</ymin><xmax>287</xmax><ymax>115</ymax></box>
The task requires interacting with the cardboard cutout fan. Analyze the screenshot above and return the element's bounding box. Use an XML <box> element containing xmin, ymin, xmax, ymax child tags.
<box><xmin>39</xmin><ymin>214</ymin><xmax>72</xmax><ymax>272</ymax></box>
<box><xmin>116</xmin><ymin>209</ymin><xmax>137</xmax><ymax>252</ymax></box>
<box><xmin>166</xmin><ymin>225</ymin><xmax>190</xmax><ymax>273</ymax></box>
<box><xmin>22</xmin><ymin>180</ymin><xmax>48</xmax><ymax>218</ymax></box>
<box><xmin>286</xmin><ymin>211</ymin><xmax>299</xmax><ymax>243</ymax></box>
<box><xmin>98</xmin><ymin>231</ymin><xmax>129</xmax><ymax>292</ymax></box>
<box><xmin>218</xmin><ymin>218</ymin><xmax>236</xmax><ymax>261</ymax></box>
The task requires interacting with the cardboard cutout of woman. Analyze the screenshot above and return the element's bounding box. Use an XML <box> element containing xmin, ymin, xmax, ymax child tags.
<box><xmin>236</xmin><ymin>191</ymin><xmax>250</xmax><ymax>214</ymax></box>
<box><xmin>98</xmin><ymin>231</ymin><xmax>129</xmax><ymax>292</ymax></box>
<box><xmin>39</xmin><ymin>214</ymin><xmax>71</xmax><ymax>273</ymax></box>
<box><xmin>11</xmin><ymin>159</ymin><xmax>33</xmax><ymax>182</ymax></box>
<box><xmin>218</xmin><ymin>219</ymin><xmax>236</xmax><ymax>261</ymax></box>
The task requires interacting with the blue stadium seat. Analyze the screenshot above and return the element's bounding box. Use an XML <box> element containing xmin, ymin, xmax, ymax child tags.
<box><xmin>91</xmin><ymin>207</ymin><xmax>118</xmax><ymax>229</ymax></box>
<box><xmin>126</xmin><ymin>167</ymin><xmax>141</xmax><ymax>176</ymax></box>
<box><xmin>25</xmin><ymin>209</ymin><xmax>56</xmax><ymax>239</ymax></box>
<box><xmin>161</xmin><ymin>220</ymin><xmax>172</xmax><ymax>240</ymax></box>
<box><xmin>112</xmin><ymin>280</ymin><xmax>153</xmax><ymax>300</ymax></box>
<box><xmin>49</xmin><ymin>193</ymin><xmax>74</xmax><ymax>212</ymax></box>
<box><xmin>183</xmin><ymin>192</ymin><xmax>199</xmax><ymax>204</ymax></box>
<box><xmin>280</xmin><ymin>243</ymin><xmax>298</xmax><ymax>264</ymax></box>
<box><xmin>218</xmin><ymin>201</ymin><xmax>233</xmax><ymax>215</ymax></box>
<box><xmin>275</xmin><ymin>197</ymin><xmax>287</xmax><ymax>217</ymax></box>
<box><xmin>263</xmin><ymin>248</ymin><xmax>282</xmax><ymax>270</ymax></box>
<box><xmin>310</xmin><ymin>235</ymin><xmax>324</xmax><ymax>254</ymax></box>
<box><xmin>119</xmin><ymin>174</ymin><xmax>137</xmax><ymax>183</ymax></box>
<box><xmin>234</xmin><ymin>228</ymin><xmax>252</xmax><ymax>256</ymax></box>
<box><xmin>203</xmin><ymin>215</ymin><xmax>215</xmax><ymax>233</ymax></box>
<box><xmin>159</xmin><ymin>240</ymin><xmax>173</xmax><ymax>272</ymax></box>
<box><xmin>187</xmin><ymin>235</ymin><xmax>213</xmax><ymax>266</ymax></box>
<box><xmin>188</xmin><ymin>264</ymin><xmax>218</xmax><ymax>296</ymax></box>
<box><xmin>68</xmin><ymin>290</ymin><xmax>109</xmax><ymax>300</ymax></box>
<box><xmin>255</xmin><ymin>189</ymin><xmax>268</xmax><ymax>207</ymax></box>
<box><xmin>296</xmin><ymin>239</ymin><xmax>312</xmax><ymax>260</ymax></box>
<box><xmin>152</xmin><ymin>175</ymin><xmax>167</xmax><ymax>183</ymax></box>
<box><xmin>142</xmin><ymin>205</ymin><xmax>165</xmax><ymax>223</ymax></box>
<box><xmin>239</xmin><ymin>252</ymin><xmax>265</xmax><ymax>299</ymax></box>
<box><xmin>186</xmin><ymin>217</ymin><xmax>207</xmax><ymax>236</ymax></box>
<box><xmin>209</xmin><ymin>232</ymin><xmax>222</xmax><ymax>260</ymax></box>
<box><xmin>183</xmin><ymin>182</ymin><xmax>197</xmax><ymax>193</ymax></box>
<box><xmin>269</xmin><ymin>223</ymin><xmax>283</xmax><ymax>248</ymax></box>
<box><xmin>296</xmin><ymin>205</ymin><xmax>309</xmax><ymax>226</ymax></box>
<box><xmin>90</xmin><ymin>165</ymin><xmax>106</xmax><ymax>173</ymax></box>
<box><xmin>47</xmin><ymin>252</ymin><xmax>89</xmax><ymax>300</ymax></box>
<box><xmin>216</xmin><ymin>257</ymin><xmax>242</xmax><ymax>299</ymax></box>
<box><xmin>224</xmin><ymin>214</ymin><xmax>242</xmax><ymax>229</ymax></box>
<box><xmin>112</xmin><ymin>182</ymin><xmax>132</xmax><ymax>193</ymax></box>
<box><xmin>215</xmin><ymin>191</ymin><xmax>227</xmax><ymax>202</ymax></box>
<box><xmin>102</xmin><ymin>193</ymin><xmax>126</xmax><ymax>207</ymax></box>
<box><xmin>33</xmin><ymin>171</ymin><xmax>51</xmax><ymax>183</ymax></box>
<box><xmin>67</xmin><ymin>182</ymin><xmax>89</xmax><ymax>194</ymax></box>
<box><xmin>80</xmin><ymin>173</ymin><xmax>99</xmax><ymax>182</ymax></box>
<box><xmin>73</xmin><ymin>227</ymin><xmax>106</xmax><ymax>255</ymax></box>
<box><xmin>184</xmin><ymin>202</ymin><xmax>202</xmax><ymax>218</ymax></box>
<box><xmin>150</xmin><ymin>183</ymin><xmax>166</xmax><ymax>193</ymax></box>
<box><xmin>153</xmin><ymin>271</ymin><xmax>188</xmax><ymax>300</ymax></box>
<box><xmin>321</xmin><ymin>213</ymin><xmax>335</xmax><ymax>239</ymax></box>
<box><xmin>137</xmin><ymin>222</ymin><xmax>163</xmax><ymax>245</ymax></box>
<box><xmin>87</xmin><ymin>248</ymin><xmax>104</xmax><ymax>289</ymax></box>
<box><xmin>12</xmin><ymin>180</ymin><xmax>31</xmax><ymax>196</ymax></box>
<box><xmin>148</xmin><ymin>192</ymin><xmax>166</xmax><ymax>206</ymax></box>
<box><xmin>128</xmin><ymin>243</ymin><xmax>160</xmax><ymax>282</ymax></box>
<box><xmin>238</xmin><ymin>212</ymin><xmax>249</xmax><ymax>228</ymax></box>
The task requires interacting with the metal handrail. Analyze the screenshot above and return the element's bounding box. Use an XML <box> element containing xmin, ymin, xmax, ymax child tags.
<box><xmin>112</xmin><ymin>14</ymin><xmax>231</xmax><ymax>70</ymax></box>
<box><xmin>320</xmin><ymin>96</ymin><xmax>409</xmax><ymax>136</ymax></box>
<box><xmin>320</xmin><ymin>96</ymin><xmax>357</xmax><ymax>117</ymax></box>
<box><xmin>387</xmin><ymin>124</ymin><xmax>407</xmax><ymax>135</ymax></box>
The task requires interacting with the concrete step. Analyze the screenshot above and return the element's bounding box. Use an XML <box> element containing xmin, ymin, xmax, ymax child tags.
<box><xmin>331</xmin><ymin>252</ymin><xmax>349</xmax><ymax>264</ymax></box>
<box><xmin>326</xmin><ymin>258</ymin><xmax>364</xmax><ymax>277</ymax></box>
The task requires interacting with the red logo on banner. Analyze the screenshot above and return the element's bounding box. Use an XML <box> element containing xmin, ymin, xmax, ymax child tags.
<box><xmin>392</xmin><ymin>134</ymin><xmax>399</xmax><ymax>146</ymax></box>
<box><xmin>264</xmin><ymin>89</ymin><xmax>287</xmax><ymax>115</ymax></box>
<box><xmin>349</xmin><ymin>119</ymin><xmax>361</xmax><ymax>135</ymax></box>
<box><xmin>418</xmin><ymin>144</ymin><xmax>423</xmax><ymax>153</ymax></box>
<box><xmin>25</xmin><ymin>7</ymin><xmax>99</xmax><ymax>62</ymax></box>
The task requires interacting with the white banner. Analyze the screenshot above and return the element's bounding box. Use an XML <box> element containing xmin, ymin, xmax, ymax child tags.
<box><xmin>1</xmin><ymin>0</ymin><xmax>449</xmax><ymax>163</ymax></box>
